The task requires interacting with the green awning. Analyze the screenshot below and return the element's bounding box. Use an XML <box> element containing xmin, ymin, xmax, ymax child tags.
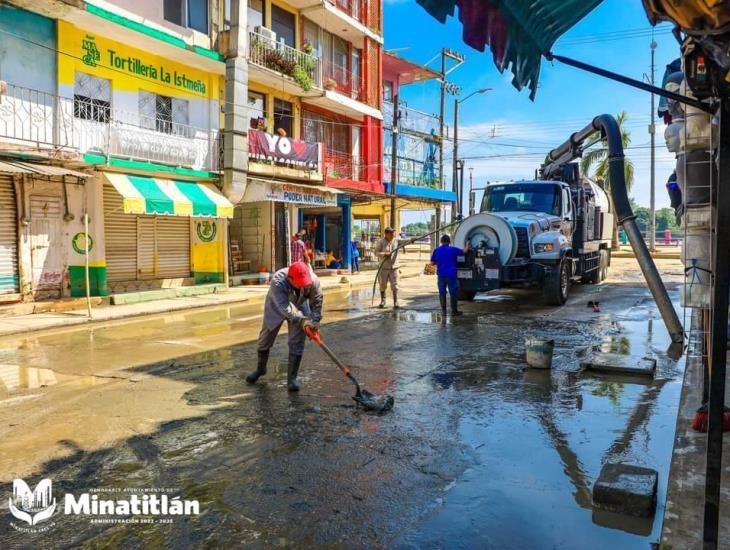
<box><xmin>416</xmin><ymin>0</ymin><xmax>603</xmax><ymax>99</ymax></box>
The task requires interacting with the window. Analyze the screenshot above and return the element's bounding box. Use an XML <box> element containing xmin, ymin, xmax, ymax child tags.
<box><xmin>139</xmin><ymin>91</ymin><xmax>189</xmax><ymax>135</ymax></box>
<box><xmin>271</xmin><ymin>5</ymin><xmax>295</xmax><ymax>47</ymax></box>
<box><xmin>248</xmin><ymin>0</ymin><xmax>264</xmax><ymax>33</ymax></box>
<box><xmin>273</xmin><ymin>98</ymin><xmax>293</xmax><ymax>137</ymax></box>
<box><xmin>302</xmin><ymin>110</ymin><xmax>349</xmax><ymax>154</ymax></box>
<box><xmin>248</xmin><ymin>91</ymin><xmax>266</xmax><ymax>130</ymax></box>
<box><xmin>482</xmin><ymin>184</ymin><xmax>562</xmax><ymax>216</ymax></box>
<box><xmin>383</xmin><ymin>81</ymin><xmax>394</xmax><ymax>102</ymax></box>
<box><xmin>351</xmin><ymin>49</ymin><xmax>361</xmax><ymax>97</ymax></box>
<box><xmin>303</xmin><ymin>19</ymin><xmax>320</xmax><ymax>56</ymax></box>
<box><xmin>73</xmin><ymin>72</ymin><xmax>111</xmax><ymax>122</ymax></box>
<box><xmin>164</xmin><ymin>0</ymin><xmax>208</xmax><ymax>33</ymax></box>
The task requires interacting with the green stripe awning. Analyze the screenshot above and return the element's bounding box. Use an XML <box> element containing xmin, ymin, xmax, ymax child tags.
<box><xmin>104</xmin><ymin>174</ymin><xmax>233</xmax><ymax>218</ymax></box>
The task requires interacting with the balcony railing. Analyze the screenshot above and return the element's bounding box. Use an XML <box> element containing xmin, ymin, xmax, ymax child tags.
<box><xmin>325</xmin><ymin>149</ymin><xmax>362</xmax><ymax>181</ymax></box>
<box><xmin>248</xmin><ymin>31</ymin><xmax>321</xmax><ymax>90</ymax></box>
<box><xmin>328</xmin><ymin>0</ymin><xmax>381</xmax><ymax>31</ymax></box>
<box><xmin>322</xmin><ymin>60</ymin><xmax>363</xmax><ymax>102</ymax></box>
<box><xmin>0</xmin><ymin>84</ymin><xmax>219</xmax><ymax>171</ymax></box>
<box><xmin>383</xmin><ymin>102</ymin><xmax>440</xmax><ymax>136</ymax></box>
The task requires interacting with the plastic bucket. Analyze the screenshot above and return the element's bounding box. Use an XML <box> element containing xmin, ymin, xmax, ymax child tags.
<box><xmin>525</xmin><ymin>337</ymin><xmax>555</xmax><ymax>369</ymax></box>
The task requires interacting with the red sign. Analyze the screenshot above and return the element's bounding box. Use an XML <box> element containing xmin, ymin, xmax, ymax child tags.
<box><xmin>249</xmin><ymin>129</ymin><xmax>319</xmax><ymax>169</ymax></box>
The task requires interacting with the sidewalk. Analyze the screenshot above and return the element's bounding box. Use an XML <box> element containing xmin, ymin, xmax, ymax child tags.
<box><xmin>0</xmin><ymin>261</ymin><xmax>427</xmax><ymax>338</ymax></box>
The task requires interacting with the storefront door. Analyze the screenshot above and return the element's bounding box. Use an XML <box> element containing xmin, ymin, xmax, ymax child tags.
<box><xmin>29</xmin><ymin>193</ymin><xmax>64</xmax><ymax>299</ymax></box>
<box><xmin>0</xmin><ymin>175</ymin><xmax>19</xmax><ymax>295</ymax></box>
<box><xmin>274</xmin><ymin>203</ymin><xmax>288</xmax><ymax>270</ymax></box>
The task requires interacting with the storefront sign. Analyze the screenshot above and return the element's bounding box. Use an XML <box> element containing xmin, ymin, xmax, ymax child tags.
<box><xmin>248</xmin><ymin>130</ymin><xmax>319</xmax><ymax>169</ymax></box>
<box><xmin>265</xmin><ymin>183</ymin><xmax>337</xmax><ymax>207</ymax></box>
<box><xmin>110</xmin><ymin>126</ymin><xmax>199</xmax><ymax>167</ymax></box>
<box><xmin>59</xmin><ymin>21</ymin><xmax>216</xmax><ymax>99</ymax></box>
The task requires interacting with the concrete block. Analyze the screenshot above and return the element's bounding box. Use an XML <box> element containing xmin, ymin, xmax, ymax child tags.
<box><xmin>581</xmin><ymin>353</ymin><xmax>656</xmax><ymax>376</ymax></box>
<box><xmin>593</xmin><ymin>463</ymin><xmax>658</xmax><ymax>517</ymax></box>
<box><xmin>110</xmin><ymin>289</ymin><xmax>176</xmax><ymax>305</ymax></box>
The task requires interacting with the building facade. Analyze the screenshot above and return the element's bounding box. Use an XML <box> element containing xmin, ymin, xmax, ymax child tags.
<box><xmin>0</xmin><ymin>0</ymin><xmax>384</xmax><ymax>306</ymax></box>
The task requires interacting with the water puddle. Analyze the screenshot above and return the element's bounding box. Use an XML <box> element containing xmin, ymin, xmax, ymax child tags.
<box><xmin>0</xmin><ymin>365</ymin><xmax>111</xmax><ymax>399</ymax></box>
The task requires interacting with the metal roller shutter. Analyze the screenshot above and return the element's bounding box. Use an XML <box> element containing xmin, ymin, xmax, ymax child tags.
<box><xmin>137</xmin><ymin>217</ymin><xmax>156</xmax><ymax>279</ymax></box>
<box><xmin>104</xmin><ymin>184</ymin><xmax>137</xmax><ymax>282</ymax></box>
<box><xmin>156</xmin><ymin>217</ymin><xmax>190</xmax><ymax>278</ymax></box>
<box><xmin>0</xmin><ymin>175</ymin><xmax>19</xmax><ymax>294</ymax></box>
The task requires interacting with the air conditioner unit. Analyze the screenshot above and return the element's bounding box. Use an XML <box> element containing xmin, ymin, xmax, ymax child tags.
<box><xmin>255</xmin><ymin>26</ymin><xmax>276</xmax><ymax>43</ymax></box>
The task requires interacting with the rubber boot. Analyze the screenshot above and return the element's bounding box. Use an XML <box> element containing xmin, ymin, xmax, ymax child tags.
<box><xmin>450</xmin><ymin>296</ymin><xmax>463</xmax><ymax>316</ymax></box>
<box><xmin>287</xmin><ymin>354</ymin><xmax>303</xmax><ymax>392</ymax></box>
<box><xmin>246</xmin><ymin>350</ymin><xmax>269</xmax><ymax>384</ymax></box>
<box><xmin>378</xmin><ymin>291</ymin><xmax>386</xmax><ymax>308</ymax></box>
<box><xmin>393</xmin><ymin>290</ymin><xmax>400</xmax><ymax>309</ymax></box>
<box><xmin>439</xmin><ymin>294</ymin><xmax>447</xmax><ymax>315</ymax></box>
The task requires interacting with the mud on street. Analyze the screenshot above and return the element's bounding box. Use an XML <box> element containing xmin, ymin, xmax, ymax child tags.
<box><xmin>0</xmin><ymin>257</ymin><xmax>685</xmax><ymax>549</ymax></box>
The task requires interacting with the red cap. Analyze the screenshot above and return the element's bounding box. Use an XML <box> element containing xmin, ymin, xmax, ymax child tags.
<box><xmin>288</xmin><ymin>262</ymin><xmax>313</xmax><ymax>288</ymax></box>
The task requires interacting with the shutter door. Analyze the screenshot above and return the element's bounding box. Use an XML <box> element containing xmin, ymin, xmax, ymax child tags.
<box><xmin>104</xmin><ymin>184</ymin><xmax>137</xmax><ymax>282</ymax></box>
<box><xmin>0</xmin><ymin>175</ymin><xmax>19</xmax><ymax>294</ymax></box>
<box><xmin>137</xmin><ymin>217</ymin><xmax>156</xmax><ymax>279</ymax></box>
<box><xmin>156</xmin><ymin>216</ymin><xmax>190</xmax><ymax>278</ymax></box>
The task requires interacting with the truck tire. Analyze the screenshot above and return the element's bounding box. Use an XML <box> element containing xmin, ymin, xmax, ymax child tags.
<box><xmin>599</xmin><ymin>249</ymin><xmax>609</xmax><ymax>281</ymax></box>
<box><xmin>544</xmin><ymin>259</ymin><xmax>570</xmax><ymax>305</ymax></box>
<box><xmin>457</xmin><ymin>289</ymin><xmax>477</xmax><ymax>301</ymax></box>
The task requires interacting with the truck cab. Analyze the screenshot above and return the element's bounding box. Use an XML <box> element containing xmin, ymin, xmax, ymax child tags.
<box><xmin>454</xmin><ymin>171</ymin><xmax>613</xmax><ymax>305</ymax></box>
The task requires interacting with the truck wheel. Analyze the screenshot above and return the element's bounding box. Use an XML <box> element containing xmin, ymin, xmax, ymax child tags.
<box><xmin>544</xmin><ymin>259</ymin><xmax>570</xmax><ymax>305</ymax></box>
<box><xmin>458</xmin><ymin>289</ymin><xmax>477</xmax><ymax>301</ymax></box>
<box><xmin>599</xmin><ymin>250</ymin><xmax>609</xmax><ymax>281</ymax></box>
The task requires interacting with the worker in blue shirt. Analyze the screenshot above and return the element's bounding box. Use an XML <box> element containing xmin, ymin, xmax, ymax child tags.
<box><xmin>430</xmin><ymin>234</ymin><xmax>469</xmax><ymax>316</ymax></box>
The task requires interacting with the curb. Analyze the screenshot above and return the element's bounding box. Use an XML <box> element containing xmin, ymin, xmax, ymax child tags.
<box><xmin>0</xmin><ymin>271</ymin><xmax>425</xmax><ymax>339</ymax></box>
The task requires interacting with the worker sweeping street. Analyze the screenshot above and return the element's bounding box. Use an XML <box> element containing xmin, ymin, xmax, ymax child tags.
<box><xmin>374</xmin><ymin>227</ymin><xmax>400</xmax><ymax>308</ymax></box>
<box><xmin>246</xmin><ymin>261</ymin><xmax>323</xmax><ymax>391</ymax></box>
<box><xmin>430</xmin><ymin>234</ymin><xmax>469</xmax><ymax>316</ymax></box>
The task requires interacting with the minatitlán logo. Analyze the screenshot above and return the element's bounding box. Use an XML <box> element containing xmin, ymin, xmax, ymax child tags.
<box><xmin>8</xmin><ymin>478</ymin><xmax>57</xmax><ymax>527</ymax></box>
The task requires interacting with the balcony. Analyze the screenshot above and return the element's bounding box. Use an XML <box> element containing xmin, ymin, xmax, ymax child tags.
<box><xmin>298</xmin><ymin>0</ymin><xmax>383</xmax><ymax>47</ymax></box>
<box><xmin>325</xmin><ymin>150</ymin><xmax>362</xmax><ymax>181</ymax></box>
<box><xmin>247</xmin><ymin>31</ymin><xmax>322</xmax><ymax>97</ymax></box>
<box><xmin>383</xmin><ymin>101</ymin><xmax>440</xmax><ymax>137</ymax></box>
<box><xmin>247</xmin><ymin>128</ymin><xmax>323</xmax><ymax>182</ymax></box>
<box><xmin>303</xmin><ymin>61</ymin><xmax>381</xmax><ymax>121</ymax></box>
<box><xmin>0</xmin><ymin>84</ymin><xmax>219</xmax><ymax>172</ymax></box>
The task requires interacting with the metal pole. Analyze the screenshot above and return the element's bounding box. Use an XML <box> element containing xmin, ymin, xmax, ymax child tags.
<box><xmin>649</xmin><ymin>40</ymin><xmax>657</xmax><ymax>252</ymax></box>
<box><xmin>469</xmin><ymin>167</ymin><xmax>475</xmax><ymax>216</ymax></box>
<box><xmin>84</xmin><ymin>212</ymin><xmax>92</xmax><ymax>319</ymax></box>
<box><xmin>390</xmin><ymin>94</ymin><xmax>399</xmax><ymax>230</ymax></box>
<box><xmin>452</xmin><ymin>98</ymin><xmax>459</xmax><ymax>222</ymax></box>
<box><xmin>436</xmin><ymin>50</ymin><xmax>446</xmax><ymax>245</ymax></box>
<box><xmin>702</xmin><ymin>98</ymin><xmax>730</xmax><ymax>550</ymax></box>
<box><xmin>458</xmin><ymin>161</ymin><xmax>465</xmax><ymax>218</ymax></box>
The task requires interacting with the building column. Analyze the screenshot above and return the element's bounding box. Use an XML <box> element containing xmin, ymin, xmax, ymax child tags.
<box><xmin>341</xmin><ymin>201</ymin><xmax>352</xmax><ymax>269</ymax></box>
<box><xmin>222</xmin><ymin>0</ymin><xmax>249</xmax><ymax>205</ymax></box>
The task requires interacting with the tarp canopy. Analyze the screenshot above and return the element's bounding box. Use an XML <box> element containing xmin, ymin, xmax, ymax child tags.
<box><xmin>104</xmin><ymin>173</ymin><xmax>233</xmax><ymax>218</ymax></box>
<box><xmin>416</xmin><ymin>0</ymin><xmax>603</xmax><ymax>99</ymax></box>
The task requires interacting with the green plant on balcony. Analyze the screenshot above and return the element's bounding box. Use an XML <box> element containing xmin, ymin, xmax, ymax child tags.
<box><xmin>292</xmin><ymin>54</ymin><xmax>316</xmax><ymax>92</ymax></box>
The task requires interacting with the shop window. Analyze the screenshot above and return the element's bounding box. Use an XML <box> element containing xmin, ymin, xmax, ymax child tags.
<box><xmin>271</xmin><ymin>5</ymin><xmax>295</xmax><ymax>47</ymax></box>
<box><xmin>354</xmin><ymin>218</ymin><xmax>381</xmax><ymax>243</ymax></box>
<box><xmin>383</xmin><ymin>80</ymin><xmax>394</xmax><ymax>102</ymax></box>
<box><xmin>248</xmin><ymin>91</ymin><xmax>267</xmax><ymax>130</ymax></box>
<box><xmin>139</xmin><ymin>91</ymin><xmax>189</xmax><ymax>135</ymax></box>
<box><xmin>73</xmin><ymin>72</ymin><xmax>111</xmax><ymax>123</ymax></box>
<box><xmin>248</xmin><ymin>0</ymin><xmax>264</xmax><ymax>33</ymax></box>
<box><xmin>164</xmin><ymin>0</ymin><xmax>209</xmax><ymax>33</ymax></box>
<box><xmin>273</xmin><ymin>99</ymin><xmax>293</xmax><ymax>137</ymax></box>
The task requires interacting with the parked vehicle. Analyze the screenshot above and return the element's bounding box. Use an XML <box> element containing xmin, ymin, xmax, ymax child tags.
<box><xmin>454</xmin><ymin>163</ymin><xmax>614</xmax><ymax>305</ymax></box>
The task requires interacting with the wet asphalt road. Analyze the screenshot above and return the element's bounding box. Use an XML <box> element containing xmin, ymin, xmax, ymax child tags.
<box><xmin>0</xmin><ymin>263</ymin><xmax>685</xmax><ymax>549</ymax></box>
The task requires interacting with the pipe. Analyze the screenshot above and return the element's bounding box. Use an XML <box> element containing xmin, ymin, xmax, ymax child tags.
<box><xmin>543</xmin><ymin>114</ymin><xmax>684</xmax><ymax>344</ymax></box>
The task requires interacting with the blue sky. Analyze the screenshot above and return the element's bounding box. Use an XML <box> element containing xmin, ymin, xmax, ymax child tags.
<box><xmin>385</xmin><ymin>0</ymin><xmax>678</xmax><ymax>223</ymax></box>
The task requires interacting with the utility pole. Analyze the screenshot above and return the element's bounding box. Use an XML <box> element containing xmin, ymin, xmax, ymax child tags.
<box><xmin>468</xmin><ymin>167</ymin><xmax>475</xmax><ymax>215</ymax></box>
<box><xmin>649</xmin><ymin>40</ymin><xmax>657</xmax><ymax>252</ymax></box>
<box><xmin>390</xmin><ymin>94</ymin><xmax>399</xmax><ymax>230</ymax></box>
<box><xmin>436</xmin><ymin>50</ymin><xmax>446</xmax><ymax>246</ymax></box>
<box><xmin>452</xmin><ymin>98</ymin><xmax>459</xmax><ymax>221</ymax></box>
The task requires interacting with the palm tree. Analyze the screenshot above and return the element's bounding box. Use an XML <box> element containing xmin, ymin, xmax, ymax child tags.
<box><xmin>580</xmin><ymin>111</ymin><xmax>635</xmax><ymax>250</ymax></box>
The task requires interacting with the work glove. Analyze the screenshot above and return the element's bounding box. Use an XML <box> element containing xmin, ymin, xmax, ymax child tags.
<box><xmin>299</xmin><ymin>318</ymin><xmax>319</xmax><ymax>332</ymax></box>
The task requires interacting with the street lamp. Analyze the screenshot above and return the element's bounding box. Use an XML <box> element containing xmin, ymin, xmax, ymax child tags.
<box><xmin>453</xmin><ymin>88</ymin><xmax>491</xmax><ymax>220</ymax></box>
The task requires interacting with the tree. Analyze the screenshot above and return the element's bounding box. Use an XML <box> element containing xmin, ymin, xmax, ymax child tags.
<box><xmin>580</xmin><ymin>111</ymin><xmax>635</xmax><ymax>249</ymax></box>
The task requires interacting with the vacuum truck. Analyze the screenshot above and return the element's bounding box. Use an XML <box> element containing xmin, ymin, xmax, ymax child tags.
<box><xmin>454</xmin><ymin>163</ymin><xmax>614</xmax><ymax>305</ymax></box>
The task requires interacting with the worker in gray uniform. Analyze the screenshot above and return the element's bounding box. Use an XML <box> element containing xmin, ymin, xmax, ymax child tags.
<box><xmin>246</xmin><ymin>261</ymin><xmax>323</xmax><ymax>391</ymax></box>
<box><xmin>374</xmin><ymin>227</ymin><xmax>400</xmax><ymax>308</ymax></box>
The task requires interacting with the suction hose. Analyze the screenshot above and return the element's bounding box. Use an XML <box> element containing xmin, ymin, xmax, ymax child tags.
<box><xmin>545</xmin><ymin>114</ymin><xmax>684</xmax><ymax>343</ymax></box>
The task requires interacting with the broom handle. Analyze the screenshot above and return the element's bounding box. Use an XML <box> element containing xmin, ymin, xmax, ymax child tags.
<box><xmin>306</xmin><ymin>327</ymin><xmax>362</xmax><ymax>393</ymax></box>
